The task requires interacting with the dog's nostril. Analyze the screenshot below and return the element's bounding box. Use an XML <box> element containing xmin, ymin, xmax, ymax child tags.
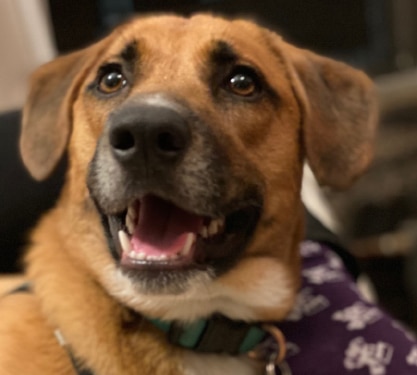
<box><xmin>110</xmin><ymin>129</ymin><xmax>135</xmax><ymax>151</ymax></box>
<box><xmin>157</xmin><ymin>131</ymin><xmax>186</xmax><ymax>153</ymax></box>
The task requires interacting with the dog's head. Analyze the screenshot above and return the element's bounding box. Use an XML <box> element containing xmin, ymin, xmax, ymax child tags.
<box><xmin>20</xmin><ymin>15</ymin><xmax>377</xmax><ymax>322</ymax></box>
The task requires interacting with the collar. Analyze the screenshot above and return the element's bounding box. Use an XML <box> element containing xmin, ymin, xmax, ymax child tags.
<box><xmin>149</xmin><ymin>314</ymin><xmax>268</xmax><ymax>355</ymax></box>
<box><xmin>150</xmin><ymin>315</ymin><xmax>289</xmax><ymax>373</ymax></box>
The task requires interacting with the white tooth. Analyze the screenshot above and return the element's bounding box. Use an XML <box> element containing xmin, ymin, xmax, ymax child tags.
<box><xmin>129</xmin><ymin>250</ymin><xmax>136</xmax><ymax>258</ymax></box>
<box><xmin>181</xmin><ymin>233</ymin><xmax>196</xmax><ymax>256</ymax></box>
<box><xmin>126</xmin><ymin>203</ymin><xmax>137</xmax><ymax>235</ymax></box>
<box><xmin>208</xmin><ymin>220</ymin><xmax>219</xmax><ymax>237</ymax></box>
<box><xmin>126</xmin><ymin>215</ymin><xmax>135</xmax><ymax>235</ymax></box>
<box><xmin>159</xmin><ymin>254</ymin><xmax>167</xmax><ymax>261</ymax></box>
<box><xmin>127</xmin><ymin>203</ymin><xmax>137</xmax><ymax>221</ymax></box>
<box><xmin>118</xmin><ymin>230</ymin><xmax>132</xmax><ymax>253</ymax></box>
<box><xmin>137</xmin><ymin>252</ymin><xmax>146</xmax><ymax>260</ymax></box>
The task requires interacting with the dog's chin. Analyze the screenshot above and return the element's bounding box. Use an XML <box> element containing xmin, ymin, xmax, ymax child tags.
<box><xmin>97</xmin><ymin>194</ymin><xmax>261</xmax><ymax>295</ymax></box>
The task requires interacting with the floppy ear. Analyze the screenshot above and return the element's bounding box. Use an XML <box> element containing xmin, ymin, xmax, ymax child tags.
<box><xmin>20</xmin><ymin>37</ymin><xmax>114</xmax><ymax>180</ymax></box>
<box><xmin>276</xmin><ymin>39</ymin><xmax>378</xmax><ymax>189</ymax></box>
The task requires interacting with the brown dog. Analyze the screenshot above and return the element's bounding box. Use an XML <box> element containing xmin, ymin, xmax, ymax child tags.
<box><xmin>1</xmin><ymin>14</ymin><xmax>377</xmax><ymax>374</ymax></box>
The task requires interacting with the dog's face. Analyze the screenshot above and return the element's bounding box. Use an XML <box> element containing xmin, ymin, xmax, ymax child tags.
<box><xmin>20</xmin><ymin>15</ymin><xmax>377</xmax><ymax>322</ymax></box>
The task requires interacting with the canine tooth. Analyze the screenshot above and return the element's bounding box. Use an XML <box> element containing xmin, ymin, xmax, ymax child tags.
<box><xmin>129</xmin><ymin>250</ymin><xmax>136</xmax><ymax>258</ymax></box>
<box><xmin>181</xmin><ymin>233</ymin><xmax>195</xmax><ymax>256</ymax></box>
<box><xmin>127</xmin><ymin>203</ymin><xmax>137</xmax><ymax>220</ymax></box>
<box><xmin>126</xmin><ymin>203</ymin><xmax>138</xmax><ymax>234</ymax></box>
<box><xmin>118</xmin><ymin>230</ymin><xmax>132</xmax><ymax>253</ymax></box>
<box><xmin>126</xmin><ymin>215</ymin><xmax>135</xmax><ymax>235</ymax></box>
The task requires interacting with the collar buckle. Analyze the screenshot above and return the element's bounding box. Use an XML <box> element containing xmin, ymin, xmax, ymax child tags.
<box><xmin>248</xmin><ymin>324</ymin><xmax>291</xmax><ymax>375</ymax></box>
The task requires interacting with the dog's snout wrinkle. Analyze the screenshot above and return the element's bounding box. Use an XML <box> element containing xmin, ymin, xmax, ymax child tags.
<box><xmin>109</xmin><ymin>104</ymin><xmax>191</xmax><ymax>168</ymax></box>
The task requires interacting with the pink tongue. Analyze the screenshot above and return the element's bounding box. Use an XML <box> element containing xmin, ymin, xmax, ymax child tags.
<box><xmin>130</xmin><ymin>195</ymin><xmax>202</xmax><ymax>257</ymax></box>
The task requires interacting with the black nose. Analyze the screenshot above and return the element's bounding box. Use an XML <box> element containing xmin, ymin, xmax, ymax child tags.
<box><xmin>109</xmin><ymin>104</ymin><xmax>191</xmax><ymax>166</ymax></box>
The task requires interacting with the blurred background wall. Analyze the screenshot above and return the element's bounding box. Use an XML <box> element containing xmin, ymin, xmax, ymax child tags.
<box><xmin>0</xmin><ymin>0</ymin><xmax>55</xmax><ymax>111</ymax></box>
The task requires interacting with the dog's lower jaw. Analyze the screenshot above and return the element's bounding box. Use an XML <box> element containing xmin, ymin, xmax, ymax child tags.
<box><xmin>101</xmin><ymin>253</ymin><xmax>297</xmax><ymax>323</ymax></box>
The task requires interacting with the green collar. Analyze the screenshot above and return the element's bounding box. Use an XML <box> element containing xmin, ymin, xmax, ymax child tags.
<box><xmin>149</xmin><ymin>314</ymin><xmax>267</xmax><ymax>355</ymax></box>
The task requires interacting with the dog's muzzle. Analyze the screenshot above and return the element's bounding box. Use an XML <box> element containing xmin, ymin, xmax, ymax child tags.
<box><xmin>87</xmin><ymin>96</ymin><xmax>262</xmax><ymax>288</ymax></box>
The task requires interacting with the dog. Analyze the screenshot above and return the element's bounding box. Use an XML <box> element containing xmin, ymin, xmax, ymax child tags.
<box><xmin>0</xmin><ymin>14</ymin><xmax>381</xmax><ymax>374</ymax></box>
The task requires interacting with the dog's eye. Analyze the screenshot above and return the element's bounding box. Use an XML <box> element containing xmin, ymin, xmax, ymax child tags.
<box><xmin>225</xmin><ymin>67</ymin><xmax>261</xmax><ymax>97</ymax></box>
<box><xmin>97</xmin><ymin>68</ymin><xmax>127</xmax><ymax>94</ymax></box>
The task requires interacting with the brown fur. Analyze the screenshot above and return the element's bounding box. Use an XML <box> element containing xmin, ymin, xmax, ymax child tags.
<box><xmin>1</xmin><ymin>15</ymin><xmax>377</xmax><ymax>374</ymax></box>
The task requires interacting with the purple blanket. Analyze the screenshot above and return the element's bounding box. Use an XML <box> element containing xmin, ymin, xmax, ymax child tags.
<box><xmin>275</xmin><ymin>241</ymin><xmax>417</xmax><ymax>375</ymax></box>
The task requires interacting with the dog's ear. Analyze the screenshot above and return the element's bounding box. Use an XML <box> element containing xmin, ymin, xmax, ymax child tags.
<box><xmin>274</xmin><ymin>37</ymin><xmax>378</xmax><ymax>189</ymax></box>
<box><xmin>20</xmin><ymin>37</ymin><xmax>114</xmax><ymax>180</ymax></box>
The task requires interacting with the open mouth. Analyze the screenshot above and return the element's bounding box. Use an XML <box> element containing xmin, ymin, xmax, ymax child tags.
<box><xmin>103</xmin><ymin>194</ymin><xmax>260</xmax><ymax>275</ymax></box>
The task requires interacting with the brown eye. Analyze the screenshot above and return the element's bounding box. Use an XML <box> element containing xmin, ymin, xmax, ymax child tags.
<box><xmin>225</xmin><ymin>66</ymin><xmax>261</xmax><ymax>97</ymax></box>
<box><xmin>98</xmin><ymin>70</ymin><xmax>127</xmax><ymax>94</ymax></box>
